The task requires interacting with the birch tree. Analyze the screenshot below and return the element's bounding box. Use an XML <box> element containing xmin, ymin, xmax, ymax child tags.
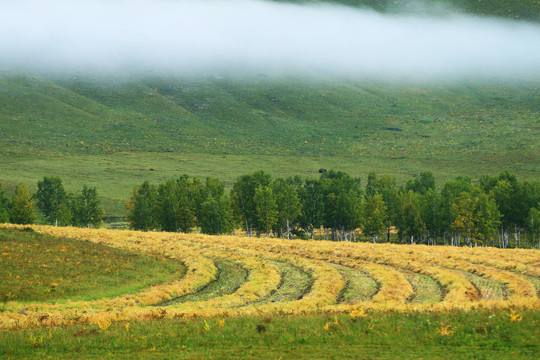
<box><xmin>273</xmin><ymin>178</ymin><xmax>301</xmax><ymax>239</ymax></box>
<box><xmin>11</xmin><ymin>184</ymin><xmax>36</xmax><ymax>225</ymax></box>
<box><xmin>199</xmin><ymin>194</ymin><xmax>234</xmax><ymax>235</ymax></box>
<box><xmin>299</xmin><ymin>178</ymin><xmax>324</xmax><ymax>239</ymax></box>
<box><xmin>231</xmin><ymin>170</ymin><xmax>271</xmax><ymax>236</ymax></box>
<box><xmin>72</xmin><ymin>185</ymin><xmax>104</xmax><ymax>228</ymax></box>
<box><xmin>362</xmin><ymin>194</ymin><xmax>387</xmax><ymax>243</ymax></box>
<box><xmin>254</xmin><ymin>185</ymin><xmax>277</xmax><ymax>237</ymax></box>
<box><xmin>0</xmin><ymin>184</ymin><xmax>9</xmax><ymax>223</ymax></box>
<box><xmin>126</xmin><ymin>181</ymin><xmax>157</xmax><ymax>231</ymax></box>
<box><xmin>36</xmin><ymin>176</ymin><xmax>70</xmax><ymax>226</ymax></box>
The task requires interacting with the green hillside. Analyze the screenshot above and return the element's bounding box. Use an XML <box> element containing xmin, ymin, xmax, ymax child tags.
<box><xmin>1</xmin><ymin>72</ymin><xmax>539</xmax><ymax>160</ymax></box>
<box><xmin>1</xmin><ymin>72</ymin><xmax>538</xmax><ymax>217</ymax></box>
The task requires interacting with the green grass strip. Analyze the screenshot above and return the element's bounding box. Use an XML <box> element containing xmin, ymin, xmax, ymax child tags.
<box><xmin>401</xmin><ymin>270</ymin><xmax>444</xmax><ymax>304</ymax></box>
<box><xmin>0</xmin><ymin>228</ymin><xmax>186</xmax><ymax>303</ymax></box>
<box><xmin>333</xmin><ymin>264</ymin><xmax>379</xmax><ymax>304</ymax></box>
<box><xmin>1</xmin><ymin>310</ymin><xmax>538</xmax><ymax>359</ymax></box>
<box><xmin>160</xmin><ymin>259</ymin><xmax>247</xmax><ymax>305</ymax></box>
<box><xmin>255</xmin><ymin>260</ymin><xmax>313</xmax><ymax>304</ymax></box>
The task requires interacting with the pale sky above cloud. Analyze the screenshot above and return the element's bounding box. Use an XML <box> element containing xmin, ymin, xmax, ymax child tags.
<box><xmin>1</xmin><ymin>0</ymin><xmax>539</xmax><ymax>80</ymax></box>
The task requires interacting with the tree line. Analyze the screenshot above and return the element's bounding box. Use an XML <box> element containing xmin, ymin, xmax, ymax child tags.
<box><xmin>0</xmin><ymin>177</ymin><xmax>103</xmax><ymax>228</ymax></box>
<box><xmin>1</xmin><ymin>171</ymin><xmax>538</xmax><ymax>248</ymax></box>
<box><xmin>125</xmin><ymin>170</ymin><xmax>540</xmax><ymax>249</ymax></box>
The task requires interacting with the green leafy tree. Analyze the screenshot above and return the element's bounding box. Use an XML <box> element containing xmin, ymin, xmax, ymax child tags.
<box><xmin>365</xmin><ymin>173</ymin><xmax>396</xmax><ymax>242</ymax></box>
<box><xmin>188</xmin><ymin>177</ymin><xmax>207</xmax><ymax>228</ymax></box>
<box><xmin>0</xmin><ymin>184</ymin><xmax>10</xmax><ymax>223</ymax></box>
<box><xmin>451</xmin><ymin>188</ymin><xmax>501</xmax><ymax>247</ymax></box>
<box><xmin>365</xmin><ymin>172</ymin><xmax>378</xmax><ymax>200</ymax></box>
<box><xmin>10</xmin><ymin>184</ymin><xmax>36</xmax><ymax>225</ymax></box>
<box><xmin>272</xmin><ymin>178</ymin><xmax>302</xmax><ymax>239</ymax></box>
<box><xmin>199</xmin><ymin>195</ymin><xmax>234</xmax><ymax>235</ymax></box>
<box><xmin>485</xmin><ymin>173</ymin><xmax>540</xmax><ymax>247</ymax></box>
<box><xmin>231</xmin><ymin>170</ymin><xmax>271</xmax><ymax>236</ymax></box>
<box><xmin>395</xmin><ymin>190</ymin><xmax>426</xmax><ymax>244</ymax></box>
<box><xmin>440</xmin><ymin>176</ymin><xmax>474</xmax><ymax>239</ymax></box>
<box><xmin>298</xmin><ymin>178</ymin><xmax>324</xmax><ymax>239</ymax></box>
<box><xmin>479</xmin><ymin>174</ymin><xmax>499</xmax><ymax>193</ymax></box>
<box><xmin>126</xmin><ymin>181</ymin><xmax>158</xmax><ymax>231</ymax></box>
<box><xmin>72</xmin><ymin>185</ymin><xmax>104</xmax><ymax>228</ymax></box>
<box><xmin>406</xmin><ymin>171</ymin><xmax>436</xmax><ymax>195</ymax></box>
<box><xmin>156</xmin><ymin>177</ymin><xmax>196</xmax><ymax>233</ymax></box>
<box><xmin>36</xmin><ymin>176</ymin><xmax>70</xmax><ymax>226</ymax></box>
<box><xmin>421</xmin><ymin>189</ymin><xmax>445</xmax><ymax>245</ymax></box>
<box><xmin>320</xmin><ymin>170</ymin><xmax>363</xmax><ymax>241</ymax></box>
<box><xmin>490</xmin><ymin>179</ymin><xmax>516</xmax><ymax>229</ymax></box>
<box><xmin>526</xmin><ymin>208</ymin><xmax>540</xmax><ymax>247</ymax></box>
<box><xmin>205</xmin><ymin>177</ymin><xmax>225</xmax><ymax>200</ymax></box>
<box><xmin>362</xmin><ymin>194</ymin><xmax>387</xmax><ymax>243</ymax></box>
<box><xmin>339</xmin><ymin>189</ymin><xmax>363</xmax><ymax>241</ymax></box>
<box><xmin>254</xmin><ymin>185</ymin><xmax>277</xmax><ymax>237</ymax></box>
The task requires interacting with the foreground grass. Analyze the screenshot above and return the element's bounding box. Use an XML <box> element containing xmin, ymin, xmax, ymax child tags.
<box><xmin>0</xmin><ymin>228</ymin><xmax>186</xmax><ymax>303</ymax></box>
<box><xmin>0</xmin><ymin>310</ymin><xmax>538</xmax><ymax>359</ymax></box>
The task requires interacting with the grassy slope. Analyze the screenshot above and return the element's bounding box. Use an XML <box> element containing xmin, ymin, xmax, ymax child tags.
<box><xmin>0</xmin><ymin>0</ymin><xmax>539</xmax><ymax>217</ymax></box>
<box><xmin>1</xmin><ymin>73</ymin><xmax>538</xmax><ymax>216</ymax></box>
<box><xmin>0</xmin><ymin>228</ymin><xmax>186</xmax><ymax>303</ymax></box>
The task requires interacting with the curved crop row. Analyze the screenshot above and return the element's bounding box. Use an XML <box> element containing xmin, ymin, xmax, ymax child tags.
<box><xmin>424</xmin><ymin>248</ymin><xmax>540</xmax><ymax>278</ymax></box>
<box><xmin>173</xmin><ymin>234</ymin><xmax>413</xmax><ymax>303</ymax></box>
<box><xmin>0</xmin><ymin>224</ymin><xmax>538</xmax><ymax>329</ymax></box>
<box><xmin>207</xmin><ymin>236</ymin><xmax>474</xmax><ymax>304</ymax></box>
<box><xmin>332</xmin><ymin>264</ymin><xmax>379</xmax><ymax>304</ymax></box>
<box><xmin>169</xmin><ymin>233</ymin><xmax>346</xmax><ymax>311</ymax></box>
<box><xmin>381</xmin><ymin>244</ymin><xmax>537</xmax><ymax>302</ymax></box>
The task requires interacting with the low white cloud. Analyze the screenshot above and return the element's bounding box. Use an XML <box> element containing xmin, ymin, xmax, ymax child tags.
<box><xmin>1</xmin><ymin>0</ymin><xmax>539</xmax><ymax>80</ymax></box>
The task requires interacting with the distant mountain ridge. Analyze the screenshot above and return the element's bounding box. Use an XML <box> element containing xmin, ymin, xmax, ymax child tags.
<box><xmin>275</xmin><ymin>0</ymin><xmax>540</xmax><ymax>21</ymax></box>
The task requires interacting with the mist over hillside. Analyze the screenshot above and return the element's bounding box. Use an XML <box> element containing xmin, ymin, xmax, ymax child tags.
<box><xmin>1</xmin><ymin>0</ymin><xmax>540</xmax><ymax>80</ymax></box>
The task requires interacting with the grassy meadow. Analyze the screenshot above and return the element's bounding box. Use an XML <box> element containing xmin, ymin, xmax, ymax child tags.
<box><xmin>0</xmin><ymin>227</ymin><xmax>185</xmax><ymax>303</ymax></box>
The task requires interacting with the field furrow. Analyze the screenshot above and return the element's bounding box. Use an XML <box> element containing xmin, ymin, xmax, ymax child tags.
<box><xmin>401</xmin><ymin>270</ymin><xmax>444</xmax><ymax>304</ymax></box>
<box><xmin>158</xmin><ymin>259</ymin><xmax>248</xmax><ymax>305</ymax></box>
<box><xmin>408</xmin><ymin>246</ymin><xmax>540</xmax><ymax>278</ymax></box>
<box><xmin>379</xmin><ymin>244</ymin><xmax>537</xmax><ymax>302</ymax></box>
<box><xmin>332</xmin><ymin>264</ymin><xmax>379</xmax><ymax>304</ymax></box>
<box><xmin>254</xmin><ymin>260</ymin><xmax>313</xmax><ymax>304</ymax></box>
<box><xmin>457</xmin><ymin>271</ymin><xmax>505</xmax><ymax>301</ymax></box>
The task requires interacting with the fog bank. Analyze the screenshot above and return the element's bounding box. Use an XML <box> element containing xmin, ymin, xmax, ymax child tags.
<box><xmin>1</xmin><ymin>0</ymin><xmax>540</xmax><ymax>80</ymax></box>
